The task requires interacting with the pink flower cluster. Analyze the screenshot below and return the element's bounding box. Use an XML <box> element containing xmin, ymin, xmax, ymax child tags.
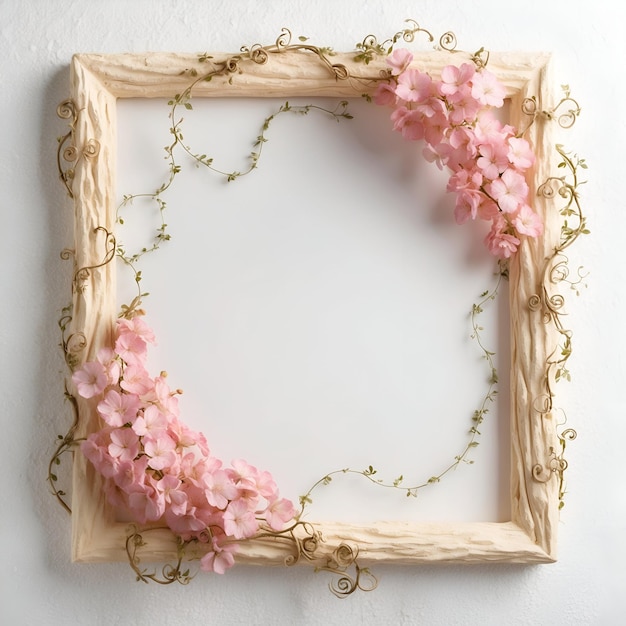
<box><xmin>73</xmin><ymin>316</ymin><xmax>296</xmax><ymax>574</ymax></box>
<box><xmin>375</xmin><ymin>49</ymin><xmax>542</xmax><ymax>258</ymax></box>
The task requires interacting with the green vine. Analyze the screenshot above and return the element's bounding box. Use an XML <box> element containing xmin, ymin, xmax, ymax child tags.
<box><xmin>115</xmin><ymin>98</ymin><xmax>354</xmax><ymax>299</ymax></box>
<box><xmin>298</xmin><ymin>267</ymin><xmax>505</xmax><ymax>510</ymax></box>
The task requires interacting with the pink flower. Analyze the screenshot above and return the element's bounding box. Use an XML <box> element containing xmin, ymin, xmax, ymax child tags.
<box><xmin>230</xmin><ymin>459</ymin><xmax>259</xmax><ymax>487</ymax></box>
<box><xmin>387</xmin><ymin>48</ymin><xmax>413</xmax><ymax>75</ymax></box>
<box><xmin>204</xmin><ymin>469</ymin><xmax>240</xmax><ymax>509</ymax></box>
<box><xmin>96</xmin><ymin>348</ymin><xmax>121</xmax><ymax>386</ymax></box>
<box><xmin>476</xmin><ymin>141</ymin><xmax>509</xmax><ymax>181</ymax></box>
<box><xmin>513</xmin><ymin>204</ymin><xmax>543</xmax><ymax>237</ymax></box>
<box><xmin>97</xmin><ymin>389</ymin><xmax>140</xmax><ymax>427</ymax></box>
<box><xmin>264</xmin><ymin>497</ymin><xmax>296</xmax><ymax>531</ymax></box>
<box><xmin>154</xmin><ymin>474</ymin><xmax>188</xmax><ymax>515</ymax></box>
<box><xmin>440</xmin><ymin>63</ymin><xmax>476</xmax><ymax>96</ymax></box>
<box><xmin>473</xmin><ymin>110</ymin><xmax>505</xmax><ymax>144</ymax></box>
<box><xmin>484</xmin><ymin>218</ymin><xmax>521</xmax><ymax>259</ymax></box>
<box><xmin>200</xmin><ymin>538</ymin><xmax>238</xmax><ymax>574</ymax></box>
<box><xmin>115</xmin><ymin>332</ymin><xmax>147</xmax><ymax>366</ymax></box>
<box><xmin>108</xmin><ymin>428</ymin><xmax>140</xmax><ymax>461</ymax></box>
<box><xmin>487</xmin><ymin>168</ymin><xmax>529</xmax><ymax>214</ymax></box>
<box><xmin>373</xmin><ymin>82</ymin><xmax>397</xmax><ymax>106</ymax></box>
<box><xmin>120</xmin><ymin>364</ymin><xmax>153</xmax><ymax>396</ymax></box>
<box><xmin>223</xmin><ymin>499</ymin><xmax>259</xmax><ymax>539</ymax></box>
<box><xmin>117</xmin><ymin>316</ymin><xmax>156</xmax><ymax>344</ymax></box>
<box><xmin>113</xmin><ymin>456</ymin><xmax>148</xmax><ymax>490</ymax></box>
<box><xmin>507</xmin><ymin>137</ymin><xmax>535</xmax><ymax>170</ymax></box>
<box><xmin>391</xmin><ymin>107</ymin><xmax>425</xmax><ymax>141</ymax></box>
<box><xmin>253</xmin><ymin>470</ymin><xmax>279</xmax><ymax>500</ymax></box>
<box><xmin>179</xmin><ymin>453</ymin><xmax>221</xmax><ymax>486</ymax></box>
<box><xmin>471</xmin><ymin>70</ymin><xmax>506</xmax><ymax>107</ymax></box>
<box><xmin>81</xmin><ymin>435</ymin><xmax>105</xmax><ymax>467</ymax></box>
<box><xmin>422</xmin><ymin>112</ymin><xmax>448</xmax><ymax>147</ymax></box>
<box><xmin>165</xmin><ymin>505</ymin><xmax>208</xmax><ymax>536</ymax></box>
<box><xmin>132</xmin><ymin>404</ymin><xmax>167</xmax><ymax>437</ymax></box>
<box><xmin>395</xmin><ymin>69</ymin><xmax>433</xmax><ymax>103</ymax></box>
<box><xmin>447</xmin><ymin>87</ymin><xmax>482</xmax><ymax>125</ymax></box>
<box><xmin>143</xmin><ymin>433</ymin><xmax>177</xmax><ymax>471</ymax></box>
<box><xmin>127</xmin><ymin>484</ymin><xmax>165</xmax><ymax>523</ymax></box>
<box><xmin>72</xmin><ymin>361</ymin><xmax>108</xmax><ymax>399</ymax></box>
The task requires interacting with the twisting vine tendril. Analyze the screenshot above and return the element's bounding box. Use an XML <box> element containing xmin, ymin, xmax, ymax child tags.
<box><xmin>529</xmin><ymin>138</ymin><xmax>586</xmax><ymax>502</ymax></box>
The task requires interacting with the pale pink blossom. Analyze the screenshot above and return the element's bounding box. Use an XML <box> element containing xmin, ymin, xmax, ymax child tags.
<box><xmin>200</xmin><ymin>538</ymin><xmax>238</xmax><ymax>574</ymax></box>
<box><xmin>391</xmin><ymin>107</ymin><xmax>425</xmax><ymax>141</ymax></box>
<box><xmin>484</xmin><ymin>218</ymin><xmax>521</xmax><ymax>259</ymax></box>
<box><xmin>447</xmin><ymin>87</ymin><xmax>482</xmax><ymax>125</ymax></box>
<box><xmin>373</xmin><ymin>82</ymin><xmax>397</xmax><ymax>106</ymax></box>
<box><xmin>487</xmin><ymin>168</ymin><xmax>529</xmax><ymax>214</ymax></box>
<box><xmin>471</xmin><ymin>70</ymin><xmax>506</xmax><ymax>107</ymax></box>
<box><xmin>223</xmin><ymin>499</ymin><xmax>259</xmax><ymax>539</ymax></box>
<box><xmin>81</xmin><ymin>432</ymin><xmax>107</xmax><ymax>466</ymax></box>
<box><xmin>165</xmin><ymin>505</ymin><xmax>208</xmax><ymax>536</ymax></box>
<box><xmin>440</xmin><ymin>63</ymin><xmax>476</xmax><ymax>96</ymax></box>
<box><xmin>387</xmin><ymin>48</ymin><xmax>413</xmax><ymax>75</ymax></box>
<box><xmin>117</xmin><ymin>316</ymin><xmax>156</xmax><ymax>344</ymax></box>
<box><xmin>127</xmin><ymin>484</ymin><xmax>165</xmax><ymax>523</ymax></box>
<box><xmin>230</xmin><ymin>459</ymin><xmax>259</xmax><ymax>487</ymax></box>
<box><xmin>143</xmin><ymin>433</ymin><xmax>177</xmax><ymax>470</ymax></box>
<box><xmin>422</xmin><ymin>144</ymin><xmax>447</xmax><ymax>170</ymax></box>
<box><xmin>108</xmin><ymin>427</ymin><xmax>139</xmax><ymax>461</ymax></box>
<box><xmin>204</xmin><ymin>469</ymin><xmax>240</xmax><ymax>509</ymax></box>
<box><xmin>114</xmin><ymin>332</ymin><xmax>147</xmax><ymax>366</ymax></box>
<box><xmin>132</xmin><ymin>404</ymin><xmax>167</xmax><ymax>437</ymax></box>
<box><xmin>96</xmin><ymin>347</ymin><xmax>121</xmax><ymax>386</ymax></box>
<box><xmin>395</xmin><ymin>69</ymin><xmax>433</xmax><ymax>103</ymax></box>
<box><xmin>422</xmin><ymin>112</ymin><xmax>448</xmax><ymax>147</ymax></box>
<box><xmin>120</xmin><ymin>364</ymin><xmax>153</xmax><ymax>396</ymax></box>
<box><xmin>88</xmin><ymin>447</ymin><xmax>120</xmax><ymax>479</ymax></box>
<box><xmin>97</xmin><ymin>389</ymin><xmax>140</xmax><ymax>427</ymax></box>
<box><xmin>72</xmin><ymin>361</ymin><xmax>108</xmax><ymax>399</ymax></box>
<box><xmin>512</xmin><ymin>204</ymin><xmax>543</xmax><ymax>237</ymax></box>
<box><xmin>264</xmin><ymin>497</ymin><xmax>296</xmax><ymax>531</ymax></box>
<box><xmin>473</xmin><ymin>110</ymin><xmax>505</xmax><ymax>144</ymax></box>
<box><xmin>113</xmin><ymin>456</ymin><xmax>148</xmax><ymax>490</ymax></box>
<box><xmin>507</xmin><ymin>137</ymin><xmax>535</xmax><ymax>170</ymax></box>
<box><xmin>180</xmin><ymin>453</ymin><xmax>222</xmax><ymax>487</ymax></box>
<box><xmin>253</xmin><ymin>470</ymin><xmax>279</xmax><ymax>500</ymax></box>
<box><xmin>476</xmin><ymin>141</ymin><xmax>509</xmax><ymax>180</ymax></box>
<box><xmin>154</xmin><ymin>474</ymin><xmax>188</xmax><ymax>515</ymax></box>
<box><xmin>153</xmin><ymin>375</ymin><xmax>181</xmax><ymax>415</ymax></box>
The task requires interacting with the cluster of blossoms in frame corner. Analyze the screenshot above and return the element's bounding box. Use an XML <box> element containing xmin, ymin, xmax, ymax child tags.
<box><xmin>374</xmin><ymin>49</ymin><xmax>542</xmax><ymax>258</ymax></box>
<box><xmin>73</xmin><ymin>314</ymin><xmax>296</xmax><ymax>574</ymax></box>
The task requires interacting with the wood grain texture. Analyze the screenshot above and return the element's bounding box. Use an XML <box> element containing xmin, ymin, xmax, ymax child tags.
<box><xmin>66</xmin><ymin>50</ymin><xmax>561</xmax><ymax>567</ymax></box>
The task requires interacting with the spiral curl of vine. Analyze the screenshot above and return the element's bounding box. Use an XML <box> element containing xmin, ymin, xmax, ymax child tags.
<box><xmin>439</xmin><ymin>31</ymin><xmax>457</xmax><ymax>52</ymax></box>
<box><xmin>126</xmin><ymin>527</ymin><xmax>194</xmax><ymax>585</ymax></box>
<box><xmin>72</xmin><ymin>227</ymin><xmax>116</xmax><ymax>293</ymax></box>
<box><xmin>56</xmin><ymin>99</ymin><xmax>78</xmax><ymax>197</ymax></box>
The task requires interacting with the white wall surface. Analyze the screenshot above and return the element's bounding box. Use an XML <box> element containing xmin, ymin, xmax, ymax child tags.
<box><xmin>1</xmin><ymin>0</ymin><xmax>624</xmax><ymax>624</ymax></box>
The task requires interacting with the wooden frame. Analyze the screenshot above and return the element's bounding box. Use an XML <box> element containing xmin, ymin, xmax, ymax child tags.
<box><xmin>63</xmin><ymin>48</ymin><xmax>565</xmax><ymax>568</ymax></box>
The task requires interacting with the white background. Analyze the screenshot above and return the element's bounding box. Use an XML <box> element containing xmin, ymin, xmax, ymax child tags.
<box><xmin>1</xmin><ymin>1</ymin><xmax>624</xmax><ymax>624</ymax></box>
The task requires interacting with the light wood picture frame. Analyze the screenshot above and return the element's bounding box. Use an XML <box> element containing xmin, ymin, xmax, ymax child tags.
<box><xmin>56</xmin><ymin>36</ymin><xmax>581</xmax><ymax>585</ymax></box>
